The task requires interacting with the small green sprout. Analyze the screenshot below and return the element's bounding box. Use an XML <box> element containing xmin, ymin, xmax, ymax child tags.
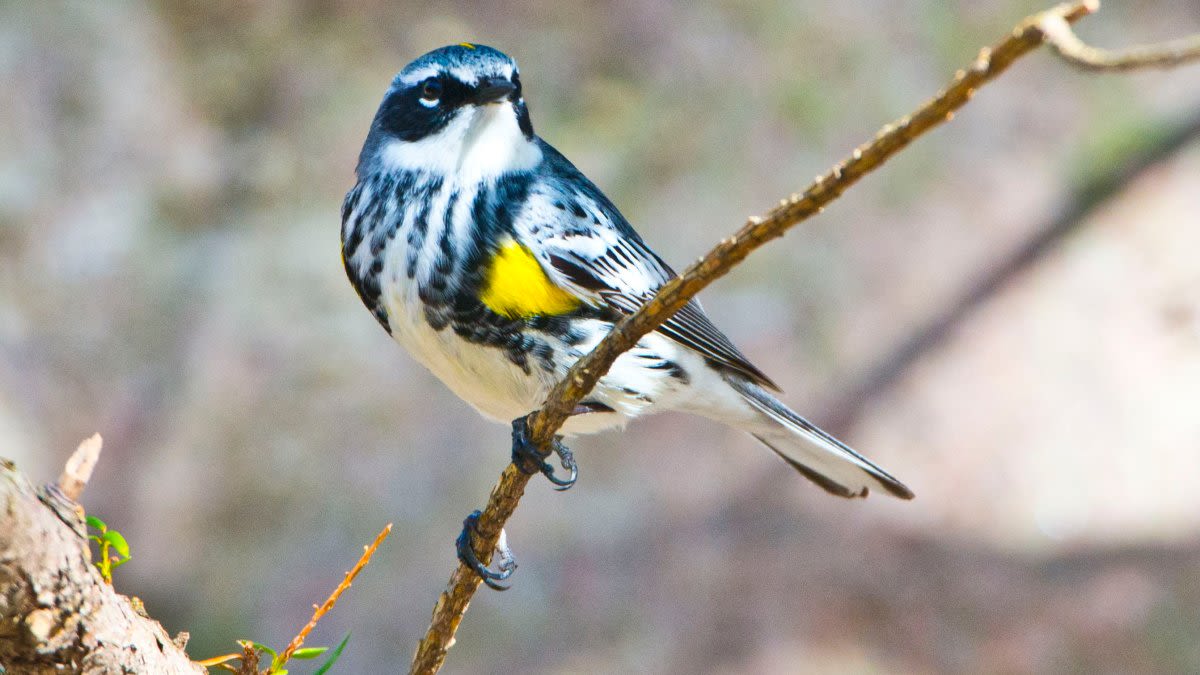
<box><xmin>261</xmin><ymin>633</ymin><xmax>350</xmax><ymax>675</ymax></box>
<box><xmin>311</xmin><ymin>634</ymin><xmax>351</xmax><ymax>675</ymax></box>
<box><xmin>199</xmin><ymin>634</ymin><xmax>350</xmax><ymax>674</ymax></box>
<box><xmin>85</xmin><ymin>515</ymin><xmax>131</xmax><ymax>584</ymax></box>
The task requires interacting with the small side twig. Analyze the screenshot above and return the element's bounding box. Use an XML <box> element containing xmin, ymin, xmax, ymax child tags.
<box><xmin>58</xmin><ymin>433</ymin><xmax>103</xmax><ymax>502</ymax></box>
<box><xmin>275</xmin><ymin>523</ymin><xmax>392</xmax><ymax>668</ymax></box>
<box><xmin>1040</xmin><ymin>1</ymin><xmax>1200</xmax><ymax>71</ymax></box>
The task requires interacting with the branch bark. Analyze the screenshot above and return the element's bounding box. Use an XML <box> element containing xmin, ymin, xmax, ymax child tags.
<box><xmin>408</xmin><ymin>2</ymin><xmax>1111</xmax><ymax>673</ymax></box>
<box><xmin>0</xmin><ymin>458</ymin><xmax>203</xmax><ymax>674</ymax></box>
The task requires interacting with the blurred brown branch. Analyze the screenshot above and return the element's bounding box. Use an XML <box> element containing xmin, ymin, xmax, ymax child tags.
<box><xmin>407</xmin><ymin>2</ymin><xmax>1131</xmax><ymax>673</ymax></box>
<box><xmin>0</xmin><ymin>452</ymin><xmax>204</xmax><ymax>674</ymax></box>
<box><xmin>822</xmin><ymin>108</ymin><xmax>1200</xmax><ymax>437</ymax></box>
<box><xmin>1040</xmin><ymin>3</ymin><xmax>1200</xmax><ymax>72</ymax></box>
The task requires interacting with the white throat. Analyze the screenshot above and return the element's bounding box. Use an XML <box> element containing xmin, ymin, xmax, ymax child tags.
<box><xmin>380</xmin><ymin>104</ymin><xmax>542</xmax><ymax>182</ymax></box>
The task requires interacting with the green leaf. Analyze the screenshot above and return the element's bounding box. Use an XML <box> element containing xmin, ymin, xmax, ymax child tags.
<box><xmin>290</xmin><ymin>647</ymin><xmax>328</xmax><ymax>660</ymax></box>
<box><xmin>251</xmin><ymin>642</ymin><xmax>278</xmax><ymax>658</ymax></box>
<box><xmin>102</xmin><ymin>530</ymin><xmax>130</xmax><ymax>558</ymax></box>
<box><xmin>312</xmin><ymin>634</ymin><xmax>350</xmax><ymax>675</ymax></box>
<box><xmin>86</xmin><ymin>515</ymin><xmax>106</xmax><ymax>531</ymax></box>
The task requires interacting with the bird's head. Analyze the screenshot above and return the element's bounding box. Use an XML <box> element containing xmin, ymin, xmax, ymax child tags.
<box><xmin>360</xmin><ymin>43</ymin><xmax>540</xmax><ymax>181</ymax></box>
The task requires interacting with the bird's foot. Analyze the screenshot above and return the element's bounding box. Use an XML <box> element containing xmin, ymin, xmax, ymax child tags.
<box><xmin>456</xmin><ymin>510</ymin><xmax>517</xmax><ymax>591</ymax></box>
<box><xmin>510</xmin><ymin>415</ymin><xmax>577</xmax><ymax>491</ymax></box>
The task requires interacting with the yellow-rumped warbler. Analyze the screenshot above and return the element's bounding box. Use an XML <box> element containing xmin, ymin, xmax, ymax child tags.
<box><xmin>341</xmin><ymin>44</ymin><xmax>912</xmax><ymax>580</ymax></box>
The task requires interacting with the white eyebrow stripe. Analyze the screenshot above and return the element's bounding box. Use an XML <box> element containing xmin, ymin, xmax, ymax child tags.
<box><xmin>397</xmin><ymin>66</ymin><xmax>440</xmax><ymax>86</ymax></box>
<box><xmin>448</xmin><ymin>65</ymin><xmax>479</xmax><ymax>84</ymax></box>
<box><xmin>394</xmin><ymin>59</ymin><xmax>516</xmax><ymax>90</ymax></box>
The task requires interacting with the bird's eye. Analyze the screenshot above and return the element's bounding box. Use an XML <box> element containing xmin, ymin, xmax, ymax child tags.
<box><xmin>420</xmin><ymin>79</ymin><xmax>443</xmax><ymax>103</ymax></box>
<box><xmin>512</xmin><ymin>73</ymin><xmax>522</xmax><ymax>93</ymax></box>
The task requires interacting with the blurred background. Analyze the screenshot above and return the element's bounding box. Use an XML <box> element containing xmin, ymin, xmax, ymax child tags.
<box><xmin>3</xmin><ymin>1</ymin><xmax>1200</xmax><ymax>673</ymax></box>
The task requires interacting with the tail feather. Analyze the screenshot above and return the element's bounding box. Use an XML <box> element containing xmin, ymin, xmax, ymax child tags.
<box><xmin>728</xmin><ymin>377</ymin><xmax>914</xmax><ymax>500</ymax></box>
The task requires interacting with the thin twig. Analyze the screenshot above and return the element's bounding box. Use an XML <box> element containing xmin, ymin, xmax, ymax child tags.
<box><xmin>275</xmin><ymin>523</ymin><xmax>392</xmax><ymax>669</ymax></box>
<box><xmin>410</xmin><ymin>3</ymin><xmax>1103</xmax><ymax>673</ymax></box>
<box><xmin>194</xmin><ymin>652</ymin><xmax>243</xmax><ymax>669</ymax></box>
<box><xmin>1040</xmin><ymin>3</ymin><xmax>1200</xmax><ymax>72</ymax></box>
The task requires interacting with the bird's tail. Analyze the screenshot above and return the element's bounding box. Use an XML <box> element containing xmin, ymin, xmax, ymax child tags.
<box><xmin>725</xmin><ymin>376</ymin><xmax>913</xmax><ymax>500</ymax></box>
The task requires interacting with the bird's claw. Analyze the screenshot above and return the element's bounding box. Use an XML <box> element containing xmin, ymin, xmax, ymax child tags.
<box><xmin>456</xmin><ymin>510</ymin><xmax>517</xmax><ymax>591</ymax></box>
<box><xmin>510</xmin><ymin>416</ymin><xmax>578</xmax><ymax>491</ymax></box>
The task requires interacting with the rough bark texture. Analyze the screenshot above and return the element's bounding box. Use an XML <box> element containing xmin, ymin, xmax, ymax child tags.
<box><xmin>0</xmin><ymin>458</ymin><xmax>203</xmax><ymax>674</ymax></box>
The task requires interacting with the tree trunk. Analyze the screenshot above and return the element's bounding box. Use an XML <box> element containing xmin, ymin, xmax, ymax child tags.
<box><xmin>0</xmin><ymin>458</ymin><xmax>203</xmax><ymax>674</ymax></box>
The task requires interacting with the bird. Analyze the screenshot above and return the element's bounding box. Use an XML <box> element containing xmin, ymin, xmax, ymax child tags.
<box><xmin>341</xmin><ymin>43</ymin><xmax>913</xmax><ymax>582</ymax></box>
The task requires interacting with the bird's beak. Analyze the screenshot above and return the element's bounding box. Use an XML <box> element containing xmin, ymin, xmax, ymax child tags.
<box><xmin>471</xmin><ymin>77</ymin><xmax>517</xmax><ymax>105</ymax></box>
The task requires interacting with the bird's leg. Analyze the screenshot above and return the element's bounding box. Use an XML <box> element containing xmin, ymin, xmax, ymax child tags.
<box><xmin>510</xmin><ymin>415</ymin><xmax>577</xmax><ymax>491</ymax></box>
<box><xmin>456</xmin><ymin>510</ymin><xmax>517</xmax><ymax>591</ymax></box>
<box><xmin>460</xmin><ymin>415</ymin><xmax>580</xmax><ymax>590</ymax></box>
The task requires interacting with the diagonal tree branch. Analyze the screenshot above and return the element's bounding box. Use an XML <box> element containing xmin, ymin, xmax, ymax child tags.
<box><xmin>408</xmin><ymin>2</ymin><xmax>1200</xmax><ymax>672</ymax></box>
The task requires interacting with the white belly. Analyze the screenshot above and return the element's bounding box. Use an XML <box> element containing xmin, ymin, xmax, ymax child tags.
<box><xmin>383</xmin><ymin>275</ymin><xmax>549</xmax><ymax>423</ymax></box>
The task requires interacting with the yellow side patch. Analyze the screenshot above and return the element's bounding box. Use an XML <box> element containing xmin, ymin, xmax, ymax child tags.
<box><xmin>481</xmin><ymin>239</ymin><xmax>580</xmax><ymax>319</ymax></box>
<box><xmin>458</xmin><ymin>42</ymin><xmax>476</xmax><ymax>50</ymax></box>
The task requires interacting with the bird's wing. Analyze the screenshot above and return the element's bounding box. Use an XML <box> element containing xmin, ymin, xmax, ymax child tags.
<box><xmin>520</xmin><ymin>182</ymin><xmax>778</xmax><ymax>390</ymax></box>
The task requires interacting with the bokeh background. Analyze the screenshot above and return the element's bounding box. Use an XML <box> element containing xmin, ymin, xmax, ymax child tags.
<box><xmin>4</xmin><ymin>1</ymin><xmax>1200</xmax><ymax>673</ymax></box>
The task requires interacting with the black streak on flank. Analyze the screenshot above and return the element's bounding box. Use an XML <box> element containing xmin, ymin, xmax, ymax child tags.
<box><xmin>406</xmin><ymin>247</ymin><xmax>419</xmax><ymax>279</ymax></box>
<box><xmin>620</xmin><ymin>386</ymin><xmax>651</xmax><ymax>403</ymax></box>
<box><xmin>370</xmin><ymin>223</ymin><xmax>391</xmax><ymax>255</ymax></box>
<box><xmin>532</xmin><ymin>340</ymin><xmax>555</xmax><ymax>372</ymax></box>
<box><xmin>575</xmin><ymin>401</ymin><xmax>616</xmax><ymax>414</ymax></box>
<box><xmin>341</xmin><ymin>183</ymin><xmax>360</xmax><ymax>224</ymax></box>
<box><xmin>527</xmin><ymin>315</ymin><xmax>573</xmax><ymax>338</ymax></box>
<box><xmin>437</xmin><ymin>216</ymin><xmax>456</xmax><ymax>272</ymax></box>
<box><xmin>341</xmin><ymin>180</ymin><xmax>391</xmax><ymax>334</ymax></box>
<box><xmin>647</xmin><ymin>360</ymin><xmax>690</xmax><ymax>385</ymax></box>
